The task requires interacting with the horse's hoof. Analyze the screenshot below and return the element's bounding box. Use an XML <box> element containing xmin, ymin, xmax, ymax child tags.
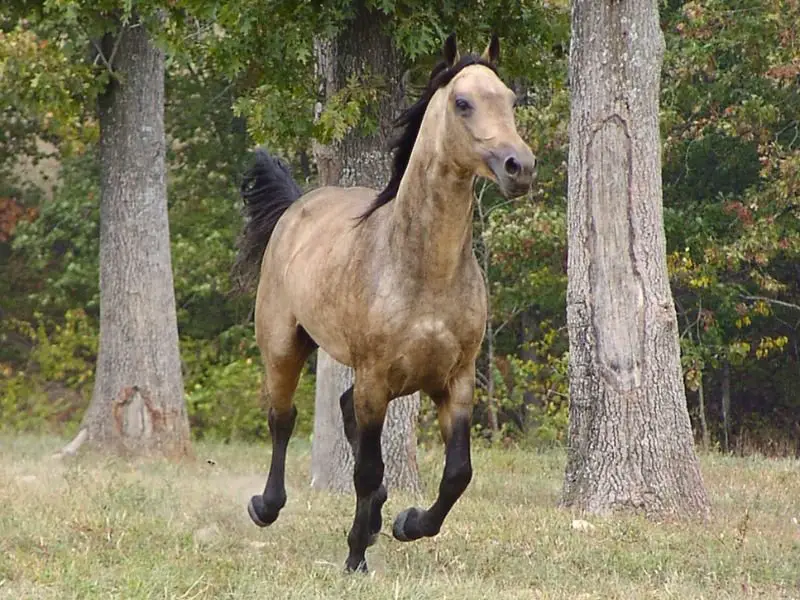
<box><xmin>247</xmin><ymin>495</ymin><xmax>279</xmax><ymax>528</ymax></box>
<box><xmin>392</xmin><ymin>507</ymin><xmax>424</xmax><ymax>542</ymax></box>
<box><xmin>344</xmin><ymin>557</ymin><xmax>368</xmax><ymax>573</ymax></box>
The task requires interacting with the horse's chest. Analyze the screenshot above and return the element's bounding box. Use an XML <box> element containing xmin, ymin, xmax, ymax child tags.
<box><xmin>407</xmin><ymin>317</ymin><xmax>461</xmax><ymax>354</ymax></box>
<box><xmin>386</xmin><ymin>315</ymin><xmax>482</xmax><ymax>395</ymax></box>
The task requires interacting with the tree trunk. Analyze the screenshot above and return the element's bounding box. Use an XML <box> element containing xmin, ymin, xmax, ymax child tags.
<box><xmin>519</xmin><ymin>309</ymin><xmax>539</xmax><ymax>409</ymax></box>
<box><xmin>721</xmin><ymin>361</ymin><xmax>731</xmax><ymax>453</ymax></box>
<box><xmin>697</xmin><ymin>374</ymin><xmax>710</xmax><ymax>452</ymax></box>
<box><xmin>475</xmin><ymin>190</ymin><xmax>499</xmax><ymax>438</ymax></box>
<box><xmin>562</xmin><ymin>0</ymin><xmax>709</xmax><ymax>517</ymax></box>
<box><xmin>309</xmin><ymin>3</ymin><xmax>420</xmax><ymax>493</ymax></box>
<box><xmin>311</xmin><ymin>351</ymin><xmax>419</xmax><ymax>492</ymax></box>
<box><xmin>79</xmin><ymin>16</ymin><xmax>189</xmax><ymax>457</ymax></box>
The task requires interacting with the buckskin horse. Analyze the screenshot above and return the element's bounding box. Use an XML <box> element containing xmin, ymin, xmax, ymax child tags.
<box><xmin>234</xmin><ymin>33</ymin><xmax>535</xmax><ymax>572</ymax></box>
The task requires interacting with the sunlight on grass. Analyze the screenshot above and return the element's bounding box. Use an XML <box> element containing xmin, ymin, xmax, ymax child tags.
<box><xmin>0</xmin><ymin>435</ymin><xmax>798</xmax><ymax>599</ymax></box>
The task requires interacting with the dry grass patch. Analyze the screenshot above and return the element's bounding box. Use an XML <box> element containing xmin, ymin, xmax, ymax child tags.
<box><xmin>1</xmin><ymin>435</ymin><xmax>798</xmax><ymax>599</ymax></box>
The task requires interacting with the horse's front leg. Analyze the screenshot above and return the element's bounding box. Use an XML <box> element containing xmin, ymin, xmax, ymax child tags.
<box><xmin>392</xmin><ymin>372</ymin><xmax>473</xmax><ymax>542</ymax></box>
<box><xmin>340</xmin><ymin>386</ymin><xmax>388</xmax><ymax>547</ymax></box>
<box><xmin>344</xmin><ymin>380</ymin><xmax>388</xmax><ymax>573</ymax></box>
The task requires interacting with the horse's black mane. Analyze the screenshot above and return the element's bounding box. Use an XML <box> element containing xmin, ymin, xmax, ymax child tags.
<box><xmin>359</xmin><ymin>53</ymin><xmax>497</xmax><ymax>221</ymax></box>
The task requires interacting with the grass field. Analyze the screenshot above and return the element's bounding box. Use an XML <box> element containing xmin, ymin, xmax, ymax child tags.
<box><xmin>1</xmin><ymin>435</ymin><xmax>798</xmax><ymax>599</ymax></box>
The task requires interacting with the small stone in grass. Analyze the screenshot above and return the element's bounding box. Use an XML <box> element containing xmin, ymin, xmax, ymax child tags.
<box><xmin>571</xmin><ymin>519</ymin><xmax>596</xmax><ymax>532</ymax></box>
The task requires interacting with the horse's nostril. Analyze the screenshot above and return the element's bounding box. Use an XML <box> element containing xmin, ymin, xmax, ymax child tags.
<box><xmin>504</xmin><ymin>156</ymin><xmax>522</xmax><ymax>177</ymax></box>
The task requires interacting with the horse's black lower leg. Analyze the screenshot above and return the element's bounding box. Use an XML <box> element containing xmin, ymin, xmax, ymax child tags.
<box><xmin>392</xmin><ymin>414</ymin><xmax>472</xmax><ymax>541</ymax></box>
<box><xmin>344</xmin><ymin>423</ymin><xmax>384</xmax><ymax>573</ymax></box>
<box><xmin>340</xmin><ymin>387</ymin><xmax>387</xmax><ymax>546</ymax></box>
<box><xmin>248</xmin><ymin>406</ymin><xmax>297</xmax><ymax>527</ymax></box>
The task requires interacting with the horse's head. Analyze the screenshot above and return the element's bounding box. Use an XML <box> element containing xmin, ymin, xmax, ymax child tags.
<box><xmin>437</xmin><ymin>34</ymin><xmax>536</xmax><ymax>198</ymax></box>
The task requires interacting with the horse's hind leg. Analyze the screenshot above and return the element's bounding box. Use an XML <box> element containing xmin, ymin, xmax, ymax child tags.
<box><xmin>392</xmin><ymin>370</ymin><xmax>474</xmax><ymax>542</ymax></box>
<box><xmin>247</xmin><ymin>328</ymin><xmax>314</xmax><ymax>528</ymax></box>
<box><xmin>340</xmin><ymin>386</ymin><xmax>388</xmax><ymax>547</ymax></box>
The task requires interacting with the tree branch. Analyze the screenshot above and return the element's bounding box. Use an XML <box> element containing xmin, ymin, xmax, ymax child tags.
<box><xmin>83</xmin><ymin>22</ymin><xmax>123</xmax><ymax>75</ymax></box>
<box><xmin>89</xmin><ymin>36</ymin><xmax>114</xmax><ymax>72</ymax></box>
<box><xmin>495</xmin><ymin>304</ymin><xmax>532</xmax><ymax>337</ymax></box>
<box><xmin>475</xmin><ymin>369</ymin><xmax>489</xmax><ymax>388</ymax></box>
<box><xmin>51</xmin><ymin>428</ymin><xmax>88</xmax><ymax>460</ymax></box>
<box><xmin>484</xmin><ymin>197</ymin><xmax>521</xmax><ymax>220</ymax></box>
<box><xmin>741</xmin><ymin>295</ymin><xmax>800</xmax><ymax>313</ymax></box>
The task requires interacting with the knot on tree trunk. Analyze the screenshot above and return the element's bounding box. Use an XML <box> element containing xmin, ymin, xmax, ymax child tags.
<box><xmin>112</xmin><ymin>386</ymin><xmax>165</xmax><ymax>437</ymax></box>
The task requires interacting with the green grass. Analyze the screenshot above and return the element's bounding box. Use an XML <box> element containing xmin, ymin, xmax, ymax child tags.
<box><xmin>1</xmin><ymin>435</ymin><xmax>798</xmax><ymax>599</ymax></box>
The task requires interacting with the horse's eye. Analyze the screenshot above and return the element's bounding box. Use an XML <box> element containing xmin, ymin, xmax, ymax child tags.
<box><xmin>455</xmin><ymin>97</ymin><xmax>472</xmax><ymax>113</ymax></box>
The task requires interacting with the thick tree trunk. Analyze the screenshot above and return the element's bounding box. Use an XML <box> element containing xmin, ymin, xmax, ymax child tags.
<box><xmin>309</xmin><ymin>3</ymin><xmax>420</xmax><ymax>493</ymax></box>
<box><xmin>311</xmin><ymin>352</ymin><xmax>419</xmax><ymax>492</ymax></box>
<box><xmin>562</xmin><ymin>0</ymin><xmax>708</xmax><ymax>517</ymax></box>
<box><xmin>79</xmin><ymin>17</ymin><xmax>189</xmax><ymax>457</ymax></box>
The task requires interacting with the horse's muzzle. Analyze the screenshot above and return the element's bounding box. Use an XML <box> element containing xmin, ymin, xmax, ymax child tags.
<box><xmin>486</xmin><ymin>145</ymin><xmax>536</xmax><ymax>198</ymax></box>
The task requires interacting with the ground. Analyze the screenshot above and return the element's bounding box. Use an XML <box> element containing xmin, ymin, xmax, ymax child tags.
<box><xmin>0</xmin><ymin>435</ymin><xmax>798</xmax><ymax>599</ymax></box>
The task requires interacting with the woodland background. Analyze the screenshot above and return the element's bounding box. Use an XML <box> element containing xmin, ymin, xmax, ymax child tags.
<box><xmin>1</xmin><ymin>0</ymin><xmax>798</xmax><ymax>455</ymax></box>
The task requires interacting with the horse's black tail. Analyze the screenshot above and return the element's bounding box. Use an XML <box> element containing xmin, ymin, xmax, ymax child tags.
<box><xmin>232</xmin><ymin>149</ymin><xmax>303</xmax><ymax>292</ymax></box>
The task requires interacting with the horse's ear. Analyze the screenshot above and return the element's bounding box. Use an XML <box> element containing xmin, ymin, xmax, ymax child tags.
<box><xmin>482</xmin><ymin>34</ymin><xmax>500</xmax><ymax>66</ymax></box>
<box><xmin>443</xmin><ymin>33</ymin><xmax>459</xmax><ymax>67</ymax></box>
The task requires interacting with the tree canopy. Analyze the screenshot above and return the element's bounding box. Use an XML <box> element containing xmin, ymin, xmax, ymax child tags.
<box><xmin>1</xmin><ymin>0</ymin><xmax>797</xmax><ymax>455</ymax></box>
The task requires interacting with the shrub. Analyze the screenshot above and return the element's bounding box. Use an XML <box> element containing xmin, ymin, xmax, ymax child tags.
<box><xmin>0</xmin><ymin>309</ymin><xmax>94</xmax><ymax>432</ymax></box>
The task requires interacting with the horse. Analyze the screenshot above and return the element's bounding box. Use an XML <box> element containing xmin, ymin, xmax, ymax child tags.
<box><xmin>233</xmin><ymin>33</ymin><xmax>535</xmax><ymax>572</ymax></box>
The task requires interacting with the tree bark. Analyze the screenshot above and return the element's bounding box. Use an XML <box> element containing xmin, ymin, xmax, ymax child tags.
<box><xmin>309</xmin><ymin>3</ymin><xmax>420</xmax><ymax>494</ymax></box>
<box><xmin>79</xmin><ymin>16</ymin><xmax>190</xmax><ymax>457</ymax></box>
<box><xmin>697</xmin><ymin>374</ymin><xmax>710</xmax><ymax>452</ymax></box>
<box><xmin>475</xmin><ymin>190</ymin><xmax>500</xmax><ymax>438</ymax></box>
<box><xmin>311</xmin><ymin>352</ymin><xmax>419</xmax><ymax>492</ymax></box>
<box><xmin>721</xmin><ymin>361</ymin><xmax>731</xmax><ymax>453</ymax></box>
<box><xmin>519</xmin><ymin>308</ymin><xmax>540</xmax><ymax>410</ymax></box>
<box><xmin>562</xmin><ymin>0</ymin><xmax>709</xmax><ymax>517</ymax></box>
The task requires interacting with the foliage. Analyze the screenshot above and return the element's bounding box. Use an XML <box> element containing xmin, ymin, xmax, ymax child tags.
<box><xmin>181</xmin><ymin>331</ymin><xmax>316</xmax><ymax>441</ymax></box>
<box><xmin>0</xmin><ymin>307</ymin><xmax>318</xmax><ymax>440</ymax></box>
<box><xmin>11</xmin><ymin>152</ymin><xmax>100</xmax><ymax>314</ymax></box>
<box><xmin>477</xmin><ymin>322</ymin><xmax>569</xmax><ymax>447</ymax></box>
<box><xmin>0</xmin><ymin>375</ymin><xmax>57</xmax><ymax>432</ymax></box>
<box><xmin>471</xmin><ymin>28</ymin><xmax>570</xmax><ymax>441</ymax></box>
<box><xmin>660</xmin><ymin>0</ymin><xmax>800</xmax><ymax>447</ymax></box>
<box><xmin>2</xmin><ymin>0</ymin><xmax>800</xmax><ymax>453</ymax></box>
<box><xmin>0</xmin><ymin>196</ymin><xmax>37</xmax><ymax>243</ymax></box>
<box><xmin>0</xmin><ymin>19</ymin><xmax>100</xmax><ymax>166</ymax></box>
<box><xmin>0</xmin><ymin>309</ymin><xmax>95</xmax><ymax>432</ymax></box>
<box><xmin>314</xmin><ymin>74</ymin><xmax>381</xmax><ymax>144</ymax></box>
<box><xmin>15</xmin><ymin>310</ymin><xmax>96</xmax><ymax>388</ymax></box>
<box><xmin>185</xmin><ymin>356</ymin><xmax>317</xmax><ymax>442</ymax></box>
<box><xmin>485</xmin><ymin>202</ymin><xmax>567</xmax><ymax>324</ymax></box>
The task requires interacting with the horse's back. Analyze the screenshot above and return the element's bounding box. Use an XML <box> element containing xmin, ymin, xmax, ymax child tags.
<box><xmin>291</xmin><ymin>185</ymin><xmax>374</xmax><ymax>223</ymax></box>
<box><xmin>257</xmin><ymin>185</ymin><xmax>382</xmax><ymax>366</ymax></box>
<box><xmin>267</xmin><ymin>185</ymin><xmax>375</xmax><ymax>258</ymax></box>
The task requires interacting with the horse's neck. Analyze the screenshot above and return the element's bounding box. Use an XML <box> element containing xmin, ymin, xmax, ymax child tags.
<box><xmin>389</xmin><ymin>135</ymin><xmax>475</xmax><ymax>284</ymax></box>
